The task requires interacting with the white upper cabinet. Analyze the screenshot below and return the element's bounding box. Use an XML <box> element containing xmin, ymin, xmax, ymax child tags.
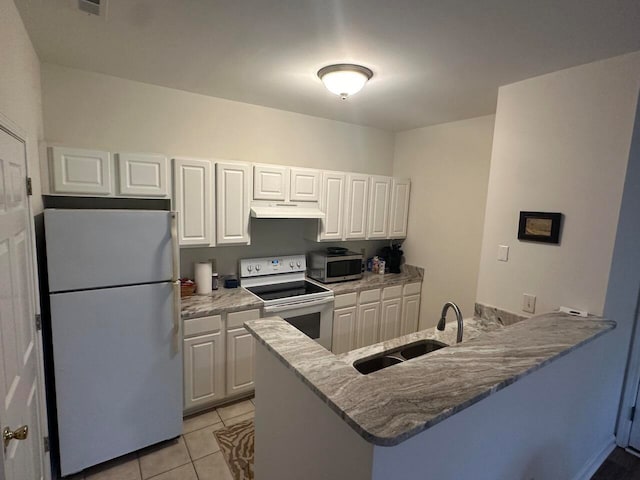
<box><xmin>344</xmin><ymin>173</ymin><xmax>369</xmax><ymax>240</ymax></box>
<box><xmin>318</xmin><ymin>171</ymin><xmax>346</xmax><ymax>241</ymax></box>
<box><xmin>290</xmin><ymin>168</ymin><xmax>320</xmax><ymax>202</ymax></box>
<box><xmin>253</xmin><ymin>164</ymin><xmax>288</xmax><ymax>201</ymax></box>
<box><xmin>117</xmin><ymin>153</ymin><xmax>169</xmax><ymax>197</ymax></box>
<box><xmin>389</xmin><ymin>178</ymin><xmax>411</xmax><ymax>239</ymax></box>
<box><xmin>216</xmin><ymin>161</ymin><xmax>251</xmax><ymax>245</ymax></box>
<box><xmin>367</xmin><ymin>175</ymin><xmax>392</xmax><ymax>239</ymax></box>
<box><xmin>51</xmin><ymin>147</ymin><xmax>112</xmax><ymax>195</ymax></box>
<box><xmin>173</xmin><ymin>158</ymin><xmax>214</xmax><ymax>247</ymax></box>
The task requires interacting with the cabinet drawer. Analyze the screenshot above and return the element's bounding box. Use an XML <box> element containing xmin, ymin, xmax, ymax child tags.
<box><xmin>382</xmin><ymin>285</ymin><xmax>402</xmax><ymax>300</ymax></box>
<box><xmin>227</xmin><ymin>309</ymin><xmax>261</xmax><ymax>329</ymax></box>
<box><xmin>334</xmin><ymin>293</ymin><xmax>357</xmax><ymax>309</ymax></box>
<box><xmin>359</xmin><ymin>289</ymin><xmax>381</xmax><ymax>304</ymax></box>
<box><xmin>403</xmin><ymin>282</ymin><xmax>422</xmax><ymax>296</ymax></box>
<box><xmin>183</xmin><ymin>314</ymin><xmax>222</xmax><ymax>338</ymax></box>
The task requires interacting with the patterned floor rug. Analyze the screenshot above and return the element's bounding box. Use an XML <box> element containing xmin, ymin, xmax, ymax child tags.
<box><xmin>214</xmin><ymin>419</ymin><xmax>255</xmax><ymax>480</ymax></box>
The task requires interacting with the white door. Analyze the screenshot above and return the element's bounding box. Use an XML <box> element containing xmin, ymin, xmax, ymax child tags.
<box><xmin>344</xmin><ymin>173</ymin><xmax>369</xmax><ymax>240</ymax></box>
<box><xmin>253</xmin><ymin>164</ymin><xmax>288</xmax><ymax>201</ymax></box>
<box><xmin>50</xmin><ymin>146</ymin><xmax>112</xmax><ymax>195</ymax></box>
<box><xmin>173</xmin><ymin>158</ymin><xmax>214</xmax><ymax>246</ymax></box>
<box><xmin>401</xmin><ymin>294</ymin><xmax>421</xmax><ymax>336</ymax></box>
<box><xmin>318</xmin><ymin>171</ymin><xmax>345</xmax><ymax>241</ymax></box>
<box><xmin>356</xmin><ymin>302</ymin><xmax>381</xmax><ymax>348</ymax></box>
<box><xmin>367</xmin><ymin>175</ymin><xmax>391</xmax><ymax>239</ymax></box>
<box><xmin>117</xmin><ymin>153</ymin><xmax>169</xmax><ymax>197</ymax></box>
<box><xmin>0</xmin><ymin>126</ymin><xmax>46</xmax><ymax>480</ymax></box>
<box><xmin>184</xmin><ymin>332</ymin><xmax>225</xmax><ymax>411</ymax></box>
<box><xmin>380</xmin><ymin>298</ymin><xmax>402</xmax><ymax>341</ymax></box>
<box><xmin>290</xmin><ymin>168</ymin><xmax>320</xmax><ymax>202</ymax></box>
<box><xmin>332</xmin><ymin>306</ymin><xmax>357</xmax><ymax>354</ymax></box>
<box><xmin>216</xmin><ymin>162</ymin><xmax>251</xmax><ymax>245</ymax></box>
<box><xmin>389</xmin><ymin>178</ymin><xmax>411</xmax><ymax>239</ymax></box>
<box><xmin>226</xmin><ymin>328</ymin><xmax>255</xmax><ymax>395</ymax></box>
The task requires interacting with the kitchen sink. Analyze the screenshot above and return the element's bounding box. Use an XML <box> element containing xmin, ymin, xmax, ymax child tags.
<box><xmin>353</xmin><ymin>339</ymin><xmax>448</xmax><ymax>375</ymax></box>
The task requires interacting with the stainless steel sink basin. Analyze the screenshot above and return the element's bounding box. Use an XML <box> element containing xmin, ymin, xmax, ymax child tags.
<box><xmin>353</xmin><ymin>339</ymin><xmax>448</xmax><ymax>375</ymax></box>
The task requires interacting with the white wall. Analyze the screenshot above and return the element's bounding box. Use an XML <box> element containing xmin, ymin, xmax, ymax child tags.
<box><xmin>393</xmin><ymin>115</ymin><xmax>494</xmax><ymax>327</ymax></box>
<box><xmin>0</xmin><ymin>0</ymin><xmax>44</xmax><ymax>213</ymax></box>
<box><xmin>476</xmin><ymin>51</ymin><xmax>640</xmax><ymax>317</ymax></box>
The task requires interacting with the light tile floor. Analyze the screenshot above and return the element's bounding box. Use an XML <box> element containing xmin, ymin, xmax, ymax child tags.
<box><xmin>67</xmin><ymin>398</ymin><xmax>254</xmax><ymax>480</ymax></box>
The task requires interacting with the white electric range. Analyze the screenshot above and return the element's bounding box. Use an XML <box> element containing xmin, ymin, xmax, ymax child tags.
<box><xmin>240</xmin><ymin>254</ymin><xmax>334</xmax><ymax>349</ymax></box>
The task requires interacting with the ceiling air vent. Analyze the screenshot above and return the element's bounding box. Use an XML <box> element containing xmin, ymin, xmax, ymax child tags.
<box><xmin>78</xmin><ymin>0</ymin><xmax>106</xmax><ymax>17</ymax></box>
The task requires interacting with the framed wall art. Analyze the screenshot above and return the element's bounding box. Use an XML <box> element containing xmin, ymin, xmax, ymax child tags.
<box><xmin>518</xmin><ymin>211</ymin><xmax>563</xmax><ymax>244</ymax></box>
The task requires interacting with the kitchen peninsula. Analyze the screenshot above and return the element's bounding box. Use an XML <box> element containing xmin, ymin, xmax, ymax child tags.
<box><xmin>246</xmin><ymin>312</ymin><xmax>616</xmax><ymax>480</ymax></box>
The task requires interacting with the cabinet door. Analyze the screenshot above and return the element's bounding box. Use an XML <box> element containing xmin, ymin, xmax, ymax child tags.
<box><xmin>367</xmin><ymin>176</ymin><xmax>392</xmax><ymax>239</ymax></box>
<box><xmin>318</xmin><ymin>171</ymin><xmax>346</xmax><ymax>241</ymax></box>
<box><xmin>380</xmin><ymin>298</ymin><xmax>402</xmax><ymax>341</ymax></box>
<box><xmin>253</xmin><ymin>164</ymin><xmax>288</xmax><ymax>201</ymax></box>
<box><xmin>184</xmin><ymin>332</ymin><xmax>224</xmax><ymax>411</ymax></box>
<box><xmin>216</xmin><ymin>162</ymin><xmax>251</xmax><ymax>245</ymax></box>
<box><xmin>356</xmin><ymin>302</ymin><xmax>381</xmax><ymax>348</ymax></box>
<box><xmin>117</xmin><ymin>153</ymin><xmax>169</xmax><ymax>197</ymax></box>
<box><xmin>401</xmin><ymin>294</ymin><xmax>421</xmax><ymax>336</ymax></box>
<box><xmin>290</xmin><ymin>167</ymin><xmax>320</xmax><ymax>202</ymax></box>
<box><xmin>226</xmin><ymin>327</ymin><xmax>255</xmax><ymax>396</ymax></box>
<box><xmin>173</xmin><ymin>158</ymin><xmax>213</xmax><ymax>246</ymax></box>
<box><xmin>51</xmin><ymin>146</ymin><xmax>112</xmax><ymax>195</ymax></box>
<box><xmin>332</xmin><ymin>306</ymin><xmax>357</xmax><ymax>354</ymax></box>
<box><xmin>344</xmin><ymin>173</ymin><xmax>369</xmax><ymax>240</ymax></box>
<box><xmin>389</xmin><ymin>178</ymin><xmax>411</xmax><ymax>239</ymax></box>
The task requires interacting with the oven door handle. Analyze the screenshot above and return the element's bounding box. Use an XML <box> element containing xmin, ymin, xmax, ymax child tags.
<box><xmin>263</xmin><ymin>296</ymin><xmax>335</xmax><ymax>313</ymax></box>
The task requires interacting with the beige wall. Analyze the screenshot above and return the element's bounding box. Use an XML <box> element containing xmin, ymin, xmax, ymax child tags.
<box><xmin>40</xmin><ymin>63</ymin><xmax>394</xmax><ymax>184</ymax></box>
<box><xmin>0</xmin><ymin>0</ymin><xmax>44</xmax><ymax>213</ymax></box>
<box><xmin>393</xmin><ymin>115</ymin><xmax>494</xmax><ymax>328</ymax></box>
<box><xmin>476</xmin><ymin>51</ymin><xmax>640</xmax><ymax>316</ymax></box>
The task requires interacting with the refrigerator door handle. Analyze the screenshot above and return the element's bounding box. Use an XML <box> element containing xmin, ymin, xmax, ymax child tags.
<box><xmin>170</xmin><ymin>212</ymin><xmax>179</xmax><ymax>282</ymax></box>
<box><xmin>172</xmin><ymin>280</ymin><xmax>181</xmax><ymax>354</ymax></box>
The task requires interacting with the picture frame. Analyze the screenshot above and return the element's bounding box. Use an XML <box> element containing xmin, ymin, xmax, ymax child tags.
<box><xmin>518</xmin><ymin>211</ymin><xmax>563</xmax><ymax>244</ymax></box>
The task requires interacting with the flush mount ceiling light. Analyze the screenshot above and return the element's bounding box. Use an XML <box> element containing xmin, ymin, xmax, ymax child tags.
<box><xmin>317</xmin><ymin>64</ymin><xmax>373</xmax><ymax>100</ymax></box>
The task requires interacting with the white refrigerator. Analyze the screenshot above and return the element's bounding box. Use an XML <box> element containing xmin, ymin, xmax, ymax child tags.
<box><xmin>44</xmin><ymin>209</ymin><xmax>182</xmax><ymax>476</ymax></box>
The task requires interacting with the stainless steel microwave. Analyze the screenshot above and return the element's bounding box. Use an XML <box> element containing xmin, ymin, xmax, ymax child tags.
<box><xmin>307</xmin><ymin>251</ymin><xmax>363</xmax><ymax>283</ymax></box>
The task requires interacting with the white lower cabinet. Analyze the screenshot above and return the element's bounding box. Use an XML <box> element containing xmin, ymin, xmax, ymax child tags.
<box><xmin>380</xmin><ymin>298</ymin><xmax>402</xmax><ymax>341</ymax></box>
<box><xmin>332</xmin><ymin>306</ymin><xmax>357</xmax><ymax>354</ymax></box>
<box><xmin>183</xmin><ymin>308</ymin><xmax>259</xmax><ymax>413</ymax></box>
<box><xmin>184</xmin><ymin>326</ymin><xmax>225</xmax><ymax>411</ymax></box>
<box><xmin>356</xmin><ymin>302</ymin><xmax>381</xmax><ymax>348</ymax></box>
<box><xmin>401</xmin><ymin>294</ymin><xmax>421</xmax><ymax>336</ymax></box>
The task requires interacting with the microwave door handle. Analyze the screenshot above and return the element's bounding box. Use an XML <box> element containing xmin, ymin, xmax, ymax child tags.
<box><xmin>264</xmin><ymin>297</ymin><xmax>334</xmax><ymax>313</ymax></box>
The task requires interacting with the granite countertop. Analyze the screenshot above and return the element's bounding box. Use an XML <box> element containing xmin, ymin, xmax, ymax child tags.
<box><xmin>181</xmin><ymin>287</ymin><xmax>262</xmax><ymax>319</ymax></box>
<box><xmin>245</xmin><ymin>312</ymin><xmax>615</xmax><ymax>446</ymax></box>
<box><xmin>324</xmin><ymin>264</ymin><xmax>424</xmax><ymax>295</ymax></box>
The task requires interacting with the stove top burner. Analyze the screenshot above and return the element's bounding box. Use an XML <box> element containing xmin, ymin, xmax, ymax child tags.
<box><xmin>245</xmin><ymin>280</ymin><xmax>330</xmax><ymax>302</ymax></box>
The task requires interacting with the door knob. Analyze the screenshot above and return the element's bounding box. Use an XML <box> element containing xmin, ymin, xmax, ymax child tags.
<box><xmin>3</xmin><ymin>425</ymin><xmax>28</xmax><ymax>450</ymax></box>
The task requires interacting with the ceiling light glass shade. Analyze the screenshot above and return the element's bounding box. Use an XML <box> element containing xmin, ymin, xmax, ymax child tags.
<box><xmin>317</xmin><ymin>64</ymin><xmax>373</xmax><ymax>99</ymax></box>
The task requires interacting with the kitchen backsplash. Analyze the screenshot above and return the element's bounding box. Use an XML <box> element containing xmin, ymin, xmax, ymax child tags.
<box><xmin>179</xmin><ymin>218</ymin><xmax>393</xmax><ymax>278</ymax></box>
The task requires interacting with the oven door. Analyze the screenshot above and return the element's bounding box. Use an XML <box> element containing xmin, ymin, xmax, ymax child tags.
<box><xmin>263</xmin><ymin>297</ymin><xmax>334</xmax><ymax>350</ymax></box>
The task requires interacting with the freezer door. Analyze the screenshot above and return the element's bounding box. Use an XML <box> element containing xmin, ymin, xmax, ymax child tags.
<box><xmin>49</xmin><ymin>282</ymin><xmax>182</xmax><ymax>475</ymax></box>
<box><xmin>45</xmin><ymin>209</ymin><xmax>174</xmax><ymax>292</ymax></box>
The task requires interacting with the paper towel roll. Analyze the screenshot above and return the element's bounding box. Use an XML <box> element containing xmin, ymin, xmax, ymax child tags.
<box><xmin>195</xmin><ymin>262</ymin><xmax>212</xmax><ymax>294</ymax></box>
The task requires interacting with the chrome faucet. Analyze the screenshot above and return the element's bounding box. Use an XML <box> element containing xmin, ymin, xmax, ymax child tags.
<box><xmin>436</xmin><ymin>302</ymin><xmax>464</xmax><ymax>343</ymax></box>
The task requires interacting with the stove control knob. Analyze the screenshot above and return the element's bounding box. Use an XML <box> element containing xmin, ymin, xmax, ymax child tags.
<box><xmin>289</xmin><ymin>261</ymin><xmax>295</xmax><ymax>268</ymax></box>
<box><xmin>255</xmin><ymin>264</ymin><xmax>261</xmax><ymax>272</ymax></box>
<box><xmin>296</xmin><ymin>261</ymin><xmax>301</xmax><ymax>268</ymax></box>
<box><xmin>247</xmin><ymin>265</ymin><xmax>253</xmax><ymax>272</ymax></box>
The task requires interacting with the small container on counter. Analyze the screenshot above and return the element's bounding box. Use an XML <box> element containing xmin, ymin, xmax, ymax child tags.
<box><xmin>378</xmin><ymin>260</ymin><xmax>386</xmax><ymax>274</ymax></box>
<box><xmin>211</xmin><ymin>273</ymin><xmax>219</xmax><ymax>290</ymax></box>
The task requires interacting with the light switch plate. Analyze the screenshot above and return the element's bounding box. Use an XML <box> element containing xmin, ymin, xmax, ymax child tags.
<box><xmin>523</xmin><ymin>294</ymin><xmax>536</xmax><ymax>314</ymax></box>
<box><xmin>497</xmin><ymin>245</ymin><xmax>509</xmax><ymax>262</ymax></box>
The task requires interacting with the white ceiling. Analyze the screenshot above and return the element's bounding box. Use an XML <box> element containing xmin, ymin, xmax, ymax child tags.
<box><xmin>15</xmin><ymin>0</ymin><xmax>640</xmax><ymax>131</ymax></box>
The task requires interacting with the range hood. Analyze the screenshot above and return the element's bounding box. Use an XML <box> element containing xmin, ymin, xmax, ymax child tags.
<box><xmin>250</xmin><ymin>204</ymin><xmax>325</xmax><ymax>219</ymax></box>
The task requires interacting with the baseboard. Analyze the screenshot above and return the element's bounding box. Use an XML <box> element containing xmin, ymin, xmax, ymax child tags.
<box><xmin>571</xmin><ymin>437</ymin><xmax>617</xmax><ymax>480</ymax></box>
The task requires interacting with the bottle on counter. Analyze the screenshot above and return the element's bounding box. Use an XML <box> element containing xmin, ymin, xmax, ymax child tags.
<box><xmin>379</xmin><ymin>260</ymin><xmax>386</xmax><ymax>274</ymax></box>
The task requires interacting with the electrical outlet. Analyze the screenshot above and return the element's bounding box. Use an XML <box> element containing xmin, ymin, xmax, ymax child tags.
<box><xmin>497</xmin><ymin>245</ymin><xmax>509</xmax><ymax>262</ymax></box>
<box><xmin>522</xmin><ymin>294</ymin><xmax>536</xmax><ymax>314</ymax></box>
